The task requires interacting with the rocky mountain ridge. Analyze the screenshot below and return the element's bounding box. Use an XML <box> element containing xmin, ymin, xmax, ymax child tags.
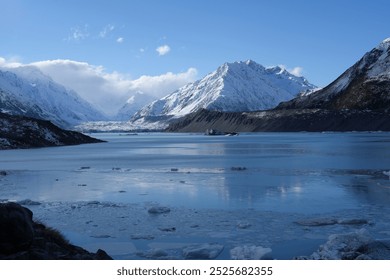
<box><xmin>277</xmin><ymin>38</ymin><xmax>390</xmax><ymax>111</ymax></box>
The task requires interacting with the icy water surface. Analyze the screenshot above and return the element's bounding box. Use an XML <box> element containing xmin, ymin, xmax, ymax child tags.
<box><xmin>1</xmin><ymin>132</ymin><xmax>390</xmax><ymax>259</ymax></box>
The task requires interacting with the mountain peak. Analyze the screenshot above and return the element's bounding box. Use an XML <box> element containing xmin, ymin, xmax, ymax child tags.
<box><xmin>245</xmin><ymin>59</ymin><xmax>256</xmax><ymax>65</ymax></box>
<box><xmin>266</xmin><ymin>65</ymin><xmax>286</xmax><ymax>75</ymax></box>
<box><xmin>214</xmin><ymin>60</ymin><xmax>265</xmax><ymax>79</ymax></box>
<box><xmin>377</xmin><ymin>37</ymin><xmax>390</xmax><ymax>50</ymax></box>
<box><xmin>4</xmin><ymin>65</ymin><xmax>52</xmax><ymax>83</ymax></box>
<box><xmin>222</xmin><ymin>60</ymin><xmax>265</xmax><ymax>69</ymax></box>
<box><xmin>131</xmin><ymin>59</ymin><xmax>316</xmax><ymax>125</ymax></box>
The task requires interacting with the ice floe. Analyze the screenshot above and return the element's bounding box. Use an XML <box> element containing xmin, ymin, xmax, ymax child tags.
<box><xmin>182</xmin><ymin>243</ymin><xmax>224</xmax><ymax>260</ymax></box>
<box><xmin>148</xmin><ymin>206</ymin><xmax>171</xmax><ymax>215</ymax></box>
<box><xmin>230</xmin><ymin>245</ymin><xmax>272</xmax><ymax>260</ymax></box>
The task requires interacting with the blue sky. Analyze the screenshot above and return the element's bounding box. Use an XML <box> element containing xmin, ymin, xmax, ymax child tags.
<box><xmin>1</xmin><ymin>0</ymin><xmax>390</xmax><ymax>114</ymax></box>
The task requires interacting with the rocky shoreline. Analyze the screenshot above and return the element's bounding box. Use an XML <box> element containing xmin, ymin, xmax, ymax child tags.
<box><xmin>0</xmin><ymin>202</ymin><xmax>112</xmax><ymax>260</ymax></box>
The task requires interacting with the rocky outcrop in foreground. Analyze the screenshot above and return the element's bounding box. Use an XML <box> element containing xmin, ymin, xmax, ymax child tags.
<box><xmin>0</xmin><ymin>112</ymin><xmax>104</xmax><ymax>150</ymax></box>
<box><xmin>0</xmin><ymin>202</ymin><xmax>112</xmax><ymax>260</ymax></box>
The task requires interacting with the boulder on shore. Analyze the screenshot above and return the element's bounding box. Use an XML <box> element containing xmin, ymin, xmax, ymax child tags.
<box><xmin>0</xmin><ymin>202</ymin><xmax>112</xmax><ymax>260</ymax></box>
<box><xmin>0</xmin><ymin>202</ymin><xmax>34</xmax><ymax>254</ymax></box>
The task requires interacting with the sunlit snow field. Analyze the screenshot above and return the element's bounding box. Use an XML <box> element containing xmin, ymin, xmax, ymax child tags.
<box><xmin>1</xmin><ymin>132</ymin><xmax>390</xmax><ymax>259</ymax></box>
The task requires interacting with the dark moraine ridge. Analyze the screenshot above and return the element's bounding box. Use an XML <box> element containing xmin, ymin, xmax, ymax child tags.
<box><xmin>165</xmin><ymin>108</ymin><xmax>390</xmax><ymax>132</ymax></box>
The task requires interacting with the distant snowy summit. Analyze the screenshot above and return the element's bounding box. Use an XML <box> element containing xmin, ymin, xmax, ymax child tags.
<box><xmin>277</xmin><ymin>37</ymin><xmax>390</xmax><ymax>110</ymax></box>
<box><xmin>0</xmin><ymin>66</ymin><xmax>106</xmax><ymax>128</ymax></box>
<box><xmin>129</xmin><ymin>60</ymin><xmax>317</xmax><ymax>127</ymax></box>
<box><xmin>116</xmin><ymin>91</ymin><xmax>157</xmax><ymax>121</ymax></box>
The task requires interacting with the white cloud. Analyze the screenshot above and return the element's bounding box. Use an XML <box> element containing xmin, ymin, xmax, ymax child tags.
<box><xmin>128</xmin><ymin>68</ymin><xmax>198</xmax><ymax>97</ymax></box>
<box><xmin>68</xmin><ymin>25</ymin><xmax>89</xmax><ymax>41</ymax></box>
<box><xmin>0</xmin><ymin>56</ymin><xmax>23</xmax><ymax>67</ymax></box>
<box><xmin>99</xmin><ymin>24</ymin><xmax>115</xmax><ymax>38</ymax></box>
<box><xmin>156</xmin><ymin>45</ymin><xmax>171</xmax><ymax>56</ymax></box>
<box><xmin>289</xmin><ymin>66</ymin><xmax>303</xmax><ymax>77</ymax></box>
<box><xmin>116</xmin><ymin>37</ymin><xmax>124</xmax><ymax>43</ymax></box>
<box><xmin>278</xmin><ymin>64</ymin><xmax>304</xmax><ymax>77</ymax></box>
<box><xmin>23</xmin><ymin>59</ymin><xmax>197</xmax><ymax>117</ymax></box>
<box><xmin>1</xmin><ymin>56</ymin><xmax>197</xmax><ymax>117</ymax></box>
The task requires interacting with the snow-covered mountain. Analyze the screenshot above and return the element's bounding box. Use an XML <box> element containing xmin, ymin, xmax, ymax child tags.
<box><xmin>116</xmin><ymin>91</ymin><xmax>157</xmax><ymax>121</ymax></box>
<box><xmin>277</xmin><ymin>38</ymin><xmax>390</xmax><ymax>110</ymax></box>
<box><xmin>0</xmin><ymin>66</ymin><xmax>106</xmax><ymax>128</ymax></box>
<box><xmin>131</xmin><ymin>60</ymin><xmax>317</xmax><ymax>126</ymax></box>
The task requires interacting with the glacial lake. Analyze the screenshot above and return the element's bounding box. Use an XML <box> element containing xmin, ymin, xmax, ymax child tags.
<box><xmin>1</xmin><ymin>132</ymin><xmax>390</xmax><ymax>259</ymax></box>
